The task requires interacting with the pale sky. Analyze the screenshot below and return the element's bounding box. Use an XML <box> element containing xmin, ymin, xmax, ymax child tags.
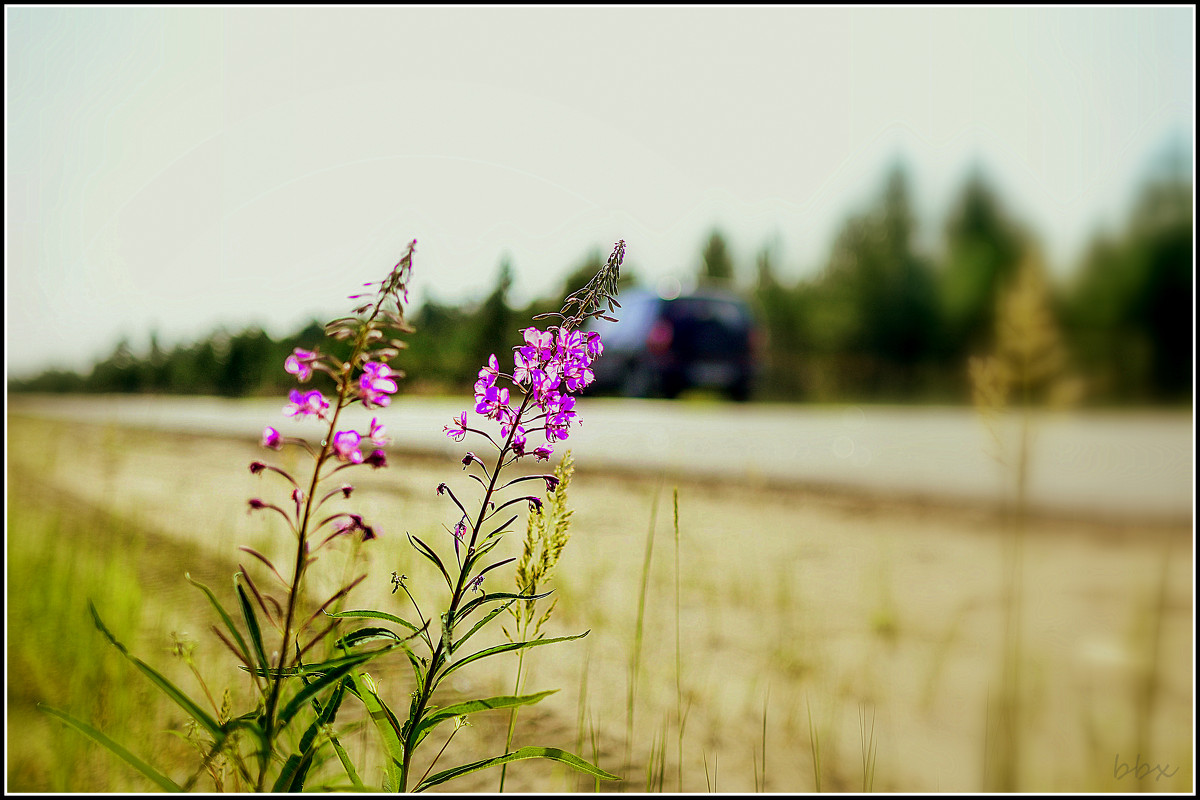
<box><xmin>5</xmin><ymin>5</ymin><xmax>1194</xmax><ymax>378</ymax></box>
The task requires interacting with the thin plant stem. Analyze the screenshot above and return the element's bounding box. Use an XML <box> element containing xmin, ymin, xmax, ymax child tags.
<box><xmin>624</xmin><ymin>482</ymin><xmax>661</xmax><ymax>783</ymax></box>
<box><xmin>673</xmin><ymin>487</ymin><xmax>683</xmax><ymax>793</ymax></box>
<box><xmin>497</xmin><ymin>638</ymin><xmax>528</xmax><ymax>792</ymax></box>
<box><xmin>807</xmin><ymin>695</ymin><xmax>822</xmax><ymax>793</ymax></box>
<box><xmin>399</xmin><ymin>392</ymin><xmax>535</xmax><ymax>791</ymax></box>
<box><xmin>256</xmin><ymin>265</ymin><xmax>405</xmax><ymax>791</ymax></box>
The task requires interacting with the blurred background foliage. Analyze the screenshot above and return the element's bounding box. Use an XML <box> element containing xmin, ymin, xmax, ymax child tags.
<box><xmin>10</xmin><ymin>159</ymin><xmax>1191</xmax><ymax>406</ymax></box>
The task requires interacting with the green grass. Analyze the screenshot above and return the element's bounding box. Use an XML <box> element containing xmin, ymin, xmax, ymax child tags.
<box><xmin>7</xmin><ymin>481</ymin><xmax>166</xmax><ymax>792</ymax></box>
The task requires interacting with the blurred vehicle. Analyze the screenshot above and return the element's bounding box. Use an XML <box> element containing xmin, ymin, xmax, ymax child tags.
<box><xmin>583</xmin><ymin>286</ymin><xmax>761</xmax><ymax>400</ymax></box>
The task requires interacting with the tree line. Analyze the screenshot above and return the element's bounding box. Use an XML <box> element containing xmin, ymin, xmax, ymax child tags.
<box><xmin>10</xmin><ymin>159</ymin><xmax>1191</xmax><ymax>405</ymax></box>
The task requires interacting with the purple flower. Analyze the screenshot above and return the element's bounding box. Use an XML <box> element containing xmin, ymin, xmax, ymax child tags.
<box><xmin>444</xmin><ymin>411</ymin><xmax>469</xmax><ymax>442</ymax></box>
<box><xmin>364</xmin><ymin>449</ymin><xmax>388</xmax><ymax>469</ymax></box>
<box><xmin>359</xmin><ymin>361</ymin><xmax>399</xmax><ymax>408</ymax></box>
<box><xmin>556</xmin><ymin>328</ymin><xmax>587</xmax><ymax>361</ymax></box>
<box><xmin>468</xmin><ymin>574</ymin><xmax>485</xmax><ymax>593</ymax></box>
<box><xmin>563</xmin><ymin>361</ymin><xmax>595</xmax><ymax>392</ymax></box>
<box><xmin>522</xmin><ymin>327</ymin><xmax>556</xmax><ymax>362</ymax></box>
<box><xmin>475</xmin><ymin>384</ymin><xmax>510</xmax><ymax>421</ymax></box>
<box><xmin>478</xmin><ymin>354</ymin><xmax>500</xmax><ymax>383</ymax></box>
<box><xmin>532</xmin><ymin>445</ymin><xmax>553</xmax><ymax>461</ymax></box>
<box><xmin>584</xmin><ymin>330</ymin><xmax>604</xmax><ymax>360</ymax></box>
<box><xmin>249</xmin><ymin>461</ymin><xmax>267</xmax><ymax>474</ymax></box>
<box><xmin>284</xmin><ymin>389</ymin><xmax>330</xmax><ymax>420</ymax></box>
<box><xmin>284</xmin><ymin>348</ymin><xmax>318</xmax><ymax>382</ymax></box>
<box><xmin>261</xmin><ymin>426</ymin><xmax>283</xmax><ymax>450</ymax></box>
<box><xmin>506</xmin><ymin>424</ymin><xmax>527</xmax><ymax>453</ymax></box>
<box><xmin>368</xmin><ymin>417</ymin><xmax>390</xmax><ymax>446</ymax></box>
<box><xmin>512</xmin><ymin>348</ymin><xmax>538</xmax><ymax>385</ymax></box>
<box><xmin>526</xmin><ymin>366</ymin><xmax>562</xmax><ymax>404</ymax></box>
<box><xmin>332</xmin><ymin>430</ymin><xmax>364</xmax><ymax>464</ymax></box>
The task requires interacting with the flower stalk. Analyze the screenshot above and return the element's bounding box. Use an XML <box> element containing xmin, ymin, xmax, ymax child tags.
<box><xmin>246</xmin><ymin>243</ymin><xmax>415</xmax><ymax>790</ymax></box>
<box><xmin>394</xmin><ymin>240</ymin><xmax>625</xmax><ymax>792</ymax></box>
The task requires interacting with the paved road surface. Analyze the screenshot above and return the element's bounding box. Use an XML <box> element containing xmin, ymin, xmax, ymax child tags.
<box><xmin>8</xmin><ymin>394</ymin><xmax>1193</xmax><ymax>523</ymax></box>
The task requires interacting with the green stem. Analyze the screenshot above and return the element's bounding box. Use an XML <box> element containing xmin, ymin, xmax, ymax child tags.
<box><xmin>497</xmin><ymin>627</ymin><xmax>529</xmax><ymax>791</ymax></box>
<box><xmin>256</xmin><ymin>299</ymin><xmax>389</xmax><ymax>791</ymax></box>
<box><xmin>399</xmin><ymin>391</ymin><xmax>535</xmax><ymax>791</ymax></box>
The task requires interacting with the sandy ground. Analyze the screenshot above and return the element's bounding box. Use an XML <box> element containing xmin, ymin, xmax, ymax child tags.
<box><xmin>6</xmin><ymin>411</ymin><xmax>1194</xmax><ymax>793</ymax></box>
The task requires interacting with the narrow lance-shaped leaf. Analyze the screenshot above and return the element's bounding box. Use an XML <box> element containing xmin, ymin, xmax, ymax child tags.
<box><xmin>408</xmin><ymin>532</ymin><xmax>454</xmax><ymax>591</ymax></box>
<box><xmin>185</xmin><ymin>573</ymin><xmax>257</xmax><ymax>686</ymax></box>
<box><xmin>415</xmin><ymin>745</ymin><xmax>619</xmax><ymax>791</ymax></box>
<box><xmin>39</xmin><ymin>704</ymin><xmax>184</xmax><ymax>792</ymax></box>
<box><xmin>414</xmin><ymin>690</ymin><xmax>557</xmax><ymax>746</ymax></box>
<box><xmin>454</xmin><ymin>599</ymin><xmax>518</xmax><ymax>652</ymax></box>
<box><xmin>335</xmin><ymin>626</ymin><xmax>404</xmax><ymax>649</ymax></box>
<box><xmin>236</xmin><ymin>578</ymin><xmax>272</xmax><ymax>678</ymax></box>
<box><xmin>245</xmin><ymin>641</ymin><xmax>405</xmax><ymax>678</ymax></box>
<box><xmin>326</xmin><ymin>608</ymin><xmax>424</xmax><ymax>635</ymax></box>
<box><xmin>438</xmin><ymin>631</ymin><xmax>589</xmax><ymax>683</ymax></box>
<box><xmin>88</xmin><ymin>601</ymin><xmax>223</xmax><ymax>740</ymax></box>
<box><xmin>346</xmin><ymin>672</ymin><xmax>404</xmax><ymax>792</ymax></box>
<box><xmin>454</xmin><ymin>590</ymin><xmax>550</xmax><ymax>627</ymax></box>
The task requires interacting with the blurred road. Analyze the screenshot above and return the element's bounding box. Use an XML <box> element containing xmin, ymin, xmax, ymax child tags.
<box><xmin>8</xmin><ymin>394</ymin><xmax>1193</xmax><ymax>523</ymax></box>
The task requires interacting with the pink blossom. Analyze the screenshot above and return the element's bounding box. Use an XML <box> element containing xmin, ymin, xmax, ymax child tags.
<box><xmin>444</xmin><ymin>411</ymin><xmax>469</xmax><ymax>442</ymax></box>
<box><xmin>284</xmin><ymin>389</ymin><xmax>329</xmax><ymax>419</ymax></box>
<box><xmin>522</xmin><ymin>327</ymin><xmax>556</xmax><ymax>362</ymax></box>
<box><xmin>261</xmin><ymin>426</ymin><xmax>283</xmax><ymax>450</ymax></box>
<box><xmin>284</xmin><ymin>348</ymin><xmax>317</xmax><ymax>382</ymax></box>
<box><xmin>475</xmin><ymin>384</ymin><xmax>510</xmax><ymax>421</ymax></box>
<box><xmin>368</xmin><ymin>417</ymin><xmax>390</xmax><ymax>446</ymax></box>
<box><xmin>359</xmin><ymin>361</ymin><xmax>399</xmax><ymax>408</ymax></box>
<box><xmin>332</xmin><ymin>430</ymin><xmax>364</xmax><ymax>464</ymax></box>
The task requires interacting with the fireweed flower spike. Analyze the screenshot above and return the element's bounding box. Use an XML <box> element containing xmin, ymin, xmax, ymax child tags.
<box><xmin>384</xmin><ymin>241</ymin><xmax>625</xmax><ymax>793</ymax></box>
<box><xmin>235</xmin><ymin>242</ymin><xmax>417</xmax><ymax>791</ymax></box>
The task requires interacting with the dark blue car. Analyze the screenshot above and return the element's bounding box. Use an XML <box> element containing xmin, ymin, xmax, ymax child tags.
<box><xmin>583</xmin><ymin>287</ymin><xmax>761</xmax><ymax>400</ymax></box>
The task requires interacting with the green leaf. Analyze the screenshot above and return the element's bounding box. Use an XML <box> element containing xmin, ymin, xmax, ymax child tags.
<box><xmin>414</xmin><ymin>745</ymin><xmax>619</xmax><ymax>791</ymax></box>
<box><xmin>88</xmin><ymin>601</ymin><xmax>223</xmax><ymax>740</ymax></box>
<box><xmin>272</xmin><ymin>752</ymin><xmax>314</xmax><ymax>794</ymax></box>
<box><xmin>408</xmin><ymin>532</ymin><xmax>454</xmax><ymax>591</ymax></box>
<box><xmin>438</xmin><ymin>631</ymin><xmax>588</xmax><ymax>683</ymax></box>
<box><xmin>335</xmin><ymin>626</ymin><xmax>404</xmax><ymax>649</ymax></box>
<box><xmin>454</xmin><ymin>599</ymin><xmax>517</xmax><ymax>652</ymax></box>
<box><xmin>185</xmin><ymin>573</ymin><xmax>254</xmax><ymax>673</ymax></box>
<box><xmin>413</xmin><ymin>690</ymin><xmax>556</xmax><ymax>748</ymax></box>
<box><xmin>302</xmin><ymin>675</ymin><xmax>366</xmax><ymax>791</ymax></box>
<box><xmin>347</xmin><ymin>672</ymin><xmax>404</xmax><ymax>791</ymax></box>
<box><xmin>39</xmin><ymin>703</ymin><xmax>183</xmax><ymax>792</ymax></box>
<box><xmin>246</xmin><ymin>641</ymin><xmax>404</xmax><ymax>678</ymax></box>
<box><xmin>277</xmin><ymin>651</ymin><xmax>387</xmax><ymax>732</ymax></box>
<box><xmin>326</xmin><ymin>608</ymin><xmax>422</xmax><ymax>635</ymax></box>
<box><xmin>235</xmin><ymin>577</ymin><xmax>271</xmax><ymax>677</ymax></box>
<box><xmin>454</xmin><ymin>591</ymin><xmax>549</xmax><ymax>627</ymax></box>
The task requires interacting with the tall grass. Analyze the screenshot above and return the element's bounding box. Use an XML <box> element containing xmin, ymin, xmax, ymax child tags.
<box><xmin>624</xmin><ymin>481</ymin><xmax>661</xmax><ymax>784</ymax></box>
<box><xmin>8</xmin><ymin>482</ymin><xmax>157</xmax><ymax>791</ymax></box>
